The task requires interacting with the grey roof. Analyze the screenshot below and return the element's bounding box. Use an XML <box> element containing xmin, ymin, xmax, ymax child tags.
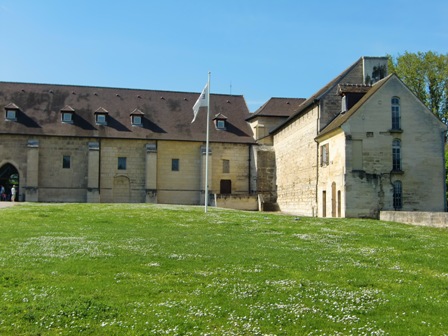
<box><xmin>0</xmin><ymin>81</ymin><xmax>255</xmax><ymax>144</ymax></box>
<box><xmin>270</xmin><ymin>58</ymin><xmax>363</xmax><ymax>134</ymax></box>
<box><xmin>246</xmin><ymin>97</ymin><xmax>306</xmax><ymax>121</ymax></box>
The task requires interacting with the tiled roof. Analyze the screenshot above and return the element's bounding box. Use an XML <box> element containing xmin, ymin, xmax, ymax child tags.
<box><xmin>0</xmin><ymin>81</ymin><xmax>255</xmax><ymax>144</ymax></box>
<box><xmin>270</xmin><ymin>58</ymin><xmax>363</xmax><ymax>134</ymax></box>
<box><xmin>247</xmin><ymin>97</ymin><xmax>306</xmax><ymax>121</ymax></box>
<box><xmin>338</xmin><ymin>84</ymin><xmax>372</xmax><ymax>95</ymax></box>
<box><xmin>316</xmin><ymin>75</ymin><xmax>392</xmax><ymax>138</ymax></box>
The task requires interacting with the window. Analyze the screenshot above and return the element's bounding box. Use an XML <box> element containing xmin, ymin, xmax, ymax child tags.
<box><xmin>213</xmin><ymin>113</ymin><xmax>228</xmax><ymax>130</ymax></box>
<box><xmin>62</xmin><ymin>112</ymin><xmax>73</xmax><ymax>123</ymax></box>
<box><xmin>391</xmin><ymin>97</ymin><xmax>401</xmax><ymax>130</ymax></box>
<box><xmin>171</xmin><ymin>158</ymin><xmax>179</xmax><ymax>171</ymax></box>
<box><xmin>96</xmin><ymin>114</ymin><xmax>107</xmax><ymax>125</ymax></box>
<box><xmin>393</xmin><ymin>180</ymin><xmax>403</xmax><ymax>210</ymax></box>
<box><xmin>5</xmin><ymin>109</ymin><xmax>16</xmax><ymax>121</ymax></box>
<box><xmin>392</xmin><ymin>139</ymin><xmax>401</xmax><ymax>171</ymax></box>
<box><xmin>352</xmin><ymin>140</ymin><xmax>363</xmax><ymax>170</ymax></box>
<box><xmin>131</xmin><ymin>115</ymin><xmax>142</xmax><ymax>126</ymax></box>
<box><xmin>322</xmin><ymin>190</ymin><xmax>327</xmax><ymax>217</ymax></box>
<box><xmin>216</xmin><ymin>120</ymin><xmax>226</xmax><ymax>129</ymax></box>
<box><xmin>118</xmin><ymin>157</ymin><xmax>127</xmax><ymax>170</ymax></box>
<box><xmin>320</xmin><ymin>144</ymin><xmax>329</xmax><ymax>166</ymax></box>
<box><xmin>223</xmin><ymin>159</ymin><xmax>230</xmax><ymax>173</ymax></box>
<box><xmin>62</xmin><ymin>155</ymin><xmax>71</xmax><ymax>169</ymax></box>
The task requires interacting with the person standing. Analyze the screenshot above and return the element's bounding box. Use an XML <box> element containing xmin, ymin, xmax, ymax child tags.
<box><xmin>0</xmin><ymin>185</ymin><xmax>5</xmax><ymax>201</ymax></box>
<box><xmin>11</xmin><ymin>185</ymin><xmax>16</xmax><ymax>202</ymax></box>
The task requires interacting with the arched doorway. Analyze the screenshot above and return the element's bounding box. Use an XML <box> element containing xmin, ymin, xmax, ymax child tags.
<box><xmin>0</xmin><ymin>163</ymin><xmax>20</xmax><ymax>201</ymax></box>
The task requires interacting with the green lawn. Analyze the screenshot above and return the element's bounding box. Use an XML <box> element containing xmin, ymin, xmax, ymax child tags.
<box><xmin>0</xmin><ymin>203</ymin><xmax>447</xmax><ymax>335</ymax></box>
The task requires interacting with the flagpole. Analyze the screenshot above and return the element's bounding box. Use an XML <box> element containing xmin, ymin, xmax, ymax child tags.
<box><xmin>204</xmin><ymin>71</ymin><xmax>211</xmax><ymax>213</ymax></box>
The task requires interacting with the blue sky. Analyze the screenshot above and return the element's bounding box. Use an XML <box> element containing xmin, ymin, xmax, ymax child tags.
<box><xmin>1</xmin><ymin>0</ymin><xmax>447</xmax><ymax>112</ymax></box>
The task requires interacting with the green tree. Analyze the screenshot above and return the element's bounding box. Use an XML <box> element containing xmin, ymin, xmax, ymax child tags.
<box><xmin>388</xmin><ymin>51</ymin><xmax>448</xmax><ymax>124</ymax></box>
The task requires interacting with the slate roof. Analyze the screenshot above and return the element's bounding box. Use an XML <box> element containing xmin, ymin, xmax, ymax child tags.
<box><xmin>316</xmin><ymin>74</ymin><xmax>391</xmax><ymax>138</ymax></box>
<box><xmin>0</xmin><ymin>81</ymin><xmax>255</xmax><ymax>144</ymax></box>
<box><xmin>246</xmin><ymin>97</ymin><xmax>306</xmax><ymax>121</ymax></box>
<box><xmin>270</xmin><ymin>58</ymin><xmax>362</xmax><ymax>134</ymax></box>
<box><xmin>317</xmin><ymin>73</ymin><xmax>448</xmax><ymax>139</ymax></box>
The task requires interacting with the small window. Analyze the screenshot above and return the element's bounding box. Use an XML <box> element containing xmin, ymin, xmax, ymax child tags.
<box><xmin>62</xmin><ymin>112</ymin><xmax>73</xmax><ymax>123</ymax></box>
<box><xmin>131</xmin><ymin>115</ymin><xmax>142</xmax><ymax>126</ymax></box>
<box><xmin>62</xmin><ymin>155</ymin><xmax>71</xmax><ymax>169</ymax></box>
<box><xmin>171</xmin><ymin>158</ymin><xmax>179</xmax><ymax>171</ymax></box>
<box><xmin>391</xmin><ymin>97</ymin><xmax>401</xmax><ymax>130</ymax></box>
<box><xmin>222</xmin><ymin>159</ymin><xmax>230</xmax><ymax>173</ymax></box>
<box><xmin>392</xmin><ymin>139</ymin><xmax>401</xmax><ymax>171</ymax></box>
<box><xmin>118</xmin><ymin>157</ymin><xmax>127</xmax><ymax>170</ymax></box>
<box><xmin>216</xmin><ymin>120</ymin><xmax>226</xmax><ymax>129</ymax></box>
<box><xmin>341</xmin><ymin>95</ymin><xmax>347</xmax><ymax>113</ymax></box>
<box><xmin>393</xmin><ymin>180</ymin><xmax>403</xmax><ymax>210</ymax></box>
<box><xmin>320</xmin><ymin>143</ymin><xmax>329</xmax><ymax>166</ymax></box>
<box><xmin>5</xmin><ymin>109</ymin><xmax>17</xmax><ymax>121</ymax></box>
<box><xmin>96</xmin><ymin>114</ymin><xmax>107</xmax><ymax>125</ymax></box>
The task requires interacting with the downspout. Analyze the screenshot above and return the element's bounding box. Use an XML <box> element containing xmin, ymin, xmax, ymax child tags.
<box><xmin>314</xmin><ymin>136</ymin><xmax>319</xmax><ymax>218</ymax></box>
<box><xmin>442</xmin><ymin>131</ymin><xmax>447</xmax><ymax>211</ymax></box>
<box><xmin>315</xmin><ymin>99</ymin><xmax>321</xmax><ymax>217</ymax></box>
<box><xmin>248</xmin><ymin>144</ymin><xmax>251</xmax><ymax>194</ymax></box>
<box><xmin>98</xmin><ymin>138</ymin><xmax>101</xmax><ymax>195</ymax></box>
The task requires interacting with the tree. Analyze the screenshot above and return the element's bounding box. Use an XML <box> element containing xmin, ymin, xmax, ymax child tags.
<box><xmin>388</xmin><ymin>51</ymin><xmax>448</xmax><ymax>124</ymax></box>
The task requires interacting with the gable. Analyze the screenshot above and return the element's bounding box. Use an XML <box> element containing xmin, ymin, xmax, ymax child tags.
<box><xmin>317</xmin><ymin>74</ymin><xmax>447</xmax><ymax>140</ymax></box>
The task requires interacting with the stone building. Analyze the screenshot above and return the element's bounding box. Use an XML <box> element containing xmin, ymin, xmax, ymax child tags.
<box><xmin>249</xmin><ymin>56</ymin><xmax>447</xmax><ymax>217</ymax></box>
<box><xmin>0</xmin><ymin>82</ymin><xmax>256</xmax><ymax>206</ymax></box>
<box><xmin>1</xmin><ymin>56</ymin><xmax>446</xmax><ymax>217</ymax></box>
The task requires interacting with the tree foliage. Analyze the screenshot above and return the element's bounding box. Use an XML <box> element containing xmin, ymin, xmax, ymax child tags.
<box><xmin>388</xmin><ymin>51</ymin><xmax>448</xmax><ymax>124</ymax></box>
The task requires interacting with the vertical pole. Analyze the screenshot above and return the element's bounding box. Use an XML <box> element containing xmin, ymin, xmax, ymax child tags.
<box><xmin>205</xmin><ymin>72</ymin><xmax>211</xmax><ymax>213</ymax></box>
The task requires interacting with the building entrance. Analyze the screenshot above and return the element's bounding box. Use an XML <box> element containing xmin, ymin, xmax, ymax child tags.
<box><xmin>0</xmin><ymin>163</ymin><xmax>19</xmax><ymax>201</ymax></box>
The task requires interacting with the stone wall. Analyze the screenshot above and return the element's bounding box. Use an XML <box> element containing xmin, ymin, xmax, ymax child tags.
<box><xmin>380</xmin><ymin>211</ymin><xmax>448</xmax><ymax>228</ymax></box>
<box><xmin>0</xmin><ymin>134</ymin><xmax>253</xmax><ymax>206</ymax></box>
<box><xmin>317</xmin><ymin>131</ymin><xmax>346</xmax><ymax>217</ymax></box>
<box><xmin>343</xmin><ymin>76</ymin><xmax>446</xmax><ymax>216</ymax></box>
<box><xmin>274</xmin><ymin>107</ymin><xmax>319</xmax><ymax>216</ymax></box>
<box><xmin>214</xmin><ymin>194</ymin><xmax>258</xmax><ymax>211</ymax></box>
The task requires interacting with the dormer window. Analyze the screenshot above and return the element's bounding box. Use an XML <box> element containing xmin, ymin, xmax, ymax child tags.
<box><xmin>130</xmin><ymin>108</ymin><xmax>144</xmax><ymax>127</ymax></box>
<box><xmin>4</xmin><ymin>103</ymin><xmax>20</xmax><ymax>121</ymax></box>
<box><xmin>95</xmin><ymin>107</ymin><xmax>108</xmax><ymax>125</ymax></box>
<box><xmin>213</xmin><ymin>113</ymin><xmax>228</xmax><ymax>130</ymax></box>
<box><xmin>61</xmin><ymin>105</ymin><xmax>75</xmax><ymax>124</ymax></box>
<box><xmin>5</xmin><ymin>109</ymin><xmax>17</xmax><ymax>121</ymax></box>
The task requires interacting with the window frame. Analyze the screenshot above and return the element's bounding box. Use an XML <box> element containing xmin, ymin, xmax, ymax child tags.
<box><xmin>61</xmin><ymin>112</ymin><xmax>73</xmax><ymax>123</ymax></box>
<box><xmin>222</xmin><ymin>159</ymin><xmax>230</xmax><ymax>173</ymax></box>
<box><xmin>62</xmin><ymin>155</ymin><xmax>71</xmax><ymax>169</ymax></box>
<box><xmin>216</xmin><ymin>120</ymin><xmax>226</xmax><ymax>130</ymax></box>
<box><xmin>117</xmin><ymin>157</ymin><xmax>127</xmax><ymax>170</ymax></box>
<box><xmin>391</xmin><ymin>96</ymin><xmax>401</xmax><ymax>130</ymax></box>
<box><xmin>392</xmin><ymin>139</ymin><xmax>402</xmax><ymax>171</ymax></box>
<box><xmin>95</xmin><ymin>113</ymin><xmax>107</xmax><ymax>125</ymax></box>
<box><xmin>320</xmin><ymin>143</ymin><xmax>329</xmax><ymax>167</ymax></box>
<box><xmin>5</xmin><ymin>109</ymin><xmax>17</xmax><ymax>121</ymax></box>
<box><xmin>131</xmin><ymin>115</ymin><xmax>142</xmax><ymax>126</ymax></box>
<box><xmin>171</xmin><ymin>158</ymin><xmax>179</xmax><ymax>172</ymax></box>
<box><xmin>393</xmin><ymin>180</ymin><xmax>403</xmax><ymax>210</ymax></box>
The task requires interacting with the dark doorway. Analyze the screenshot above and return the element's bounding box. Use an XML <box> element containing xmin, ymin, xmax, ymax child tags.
<box><xmin>220</xmin><ymin>179</ymin><xmax>232</xmax><ymax>194</ymax></box>
<box><xmin>0</xmin><ymin>163</ymin><xmax>19</xmax><ymax>201</ymax></box>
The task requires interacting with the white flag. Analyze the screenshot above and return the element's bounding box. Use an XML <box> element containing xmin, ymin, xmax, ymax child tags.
<box><xmin>192</xmin><ymin>83</ymin><xmax>208</xmax><ymax>123</ymax></box>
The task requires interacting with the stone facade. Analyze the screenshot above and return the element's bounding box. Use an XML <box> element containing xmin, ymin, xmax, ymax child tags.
<box><xmin>1</xmin><ymin>57</ymin><xmax>446</xmax><ymax>217</ymax></box>
<box><xmin>0</xmin><ymin>82</ymin><xmax>255</xmax><ymax>206</ymax></box>
<box><xmin>270</xmin><ymin>57</ymin><xmax>446</xmax><ymax>218</ymax></box>
<box><xmin>274</xmin><ymin>107</ymin><xmax>319</xmax><ymax>216</ymax></box>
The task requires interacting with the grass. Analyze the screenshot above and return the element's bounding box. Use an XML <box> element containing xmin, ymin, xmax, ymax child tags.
<box><xmin>0</xmin><ymin>203</ymin><xmax>447</xmax><ymax>335</ymax></box>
